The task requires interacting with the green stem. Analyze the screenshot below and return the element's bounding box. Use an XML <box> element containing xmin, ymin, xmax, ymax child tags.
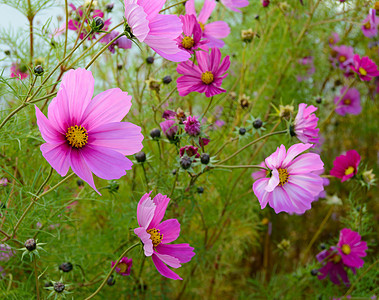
<box><xmin>63</xmin><ymin>0</ymin><xmax>69</xmax><ymax>58</ymax></box>
<box><xmin>215</xmin><ymin>165</ymin><xmax>268</xmax><ymax>170</ymax></box>
<box><xmin>160</xmin><ymin>0</ymin><xmax>188</xmax><ymax>13</ymax></box>
<box><xmin>33</xmin><ymin>256</ymin><xmax>40</xmax><ymax>300</ymax></box>
<box><xmin>84</xmin><ymin>242</ymin><xmax>141</xmax><ymax>300</ymax></box>
<box><xmin>344</xmin><ymin>259</ymin><xmax>379</xmax><ymax>296</ymax></box>
<box><xmin>201</xmin><ymin>96</ymin><xmax>213</xmax><ymax>120</ymax></box>
<box><xmin>217</xmin><ymin>130</ymin><xmax>288</xmax><ymax>164</ymax></box>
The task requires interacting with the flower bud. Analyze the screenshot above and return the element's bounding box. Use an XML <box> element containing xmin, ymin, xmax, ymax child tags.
<box><xmin>316</xmin><ymin>97</ymin><xmax>322</xmax><ymax>104</ymax></box>
<box><xmin>33</xmin><ymin>65</ymin><xmax>44</xmax><ymax>76</ymax></box>
<box><xmin>105</xmin><ymin>3</ymin><xmax>114</xmax><ymax>12</ymax></box>
<box><xmin>77</xmin><ymin>179</ymin><xmax>84</xmax><ymax>187</ymax></box>
<box><xmin>311</xmin><ymin>269</ymin><xmax>318</xmax><ymax>276</ymax></box>
<box><xmin>241</xmin><ymin>29</ymin><xmax>255</xmax><ymax>43</ymax></box>
<box><xmin>200</xmin><ymin>153</ymin><xmax>210</xmax><ymax>165</ymax></box>
<box><xmin>92</xmin><ymin>17</ymin><xmax>105</xmax><ymax>32</ymax></box>
<box><xmin>25</xmin><ymin>239</ymin><xmax>37</xmax><ymax>251</ymax></box>
<box><xmin>180</xmin><ymin>157</ymin><xmax>192</xmax><ymax>170</ymax></box>
<box><xmin>4</xmin><ymin>50</ymin><xmax>10</xmax><ymax>56</ymax></box>
<box><xmin>107</xmin><ymin>275</ymin><xmax>116</xmax><ymax>286</ymax></box>
<box><xmin>172</xmin><ymin>169</ymin><xmax>177</xmax><ymax>175</ymax></box>
<box><xmin>54</xmin><ymin>282</ymin><xmax>65</xmax><ymax>293</ymax></box>
<box><xmin>255</xmin><ymin>15</ymin><xmax>260</xmax><ymax>20</ymax></box>
<box><xmin>135</xmin><ymin>151</ymin><xmax>146</xmax><ymax>163</ymax></box>
<box><xmin>320</xmin><ymin>243</ymin><xmax>326</xmax><ymax>250</ymax></box>
<box><xmin>253</xmin><ymin>119</ymin><xmax>263</xmax><ymax>129</ymax></box>
<box><xmin>150</xmin><ymin>128</ymin><xmax>161</xmax><ymax>139</ymax></box>
<box><xmin>239</xmin><ymin>128</ymin><xmax>246</xmax><ymax>135</ymax></box>
<box><xmin>59</xmin><ymin>262</ymin><xmax>73</xmax><ymax>272</ymax></box>
<box><xmin>117</xmin><ymin>64</ymin><xmax>123</xmax><ymax>70</ymax></box>
<box><xmin>197</xmin><ymin>186</ymin><xmax>204</xmax><ymax>194</ymax></box>
<box><xmin>163</xmin><ymin>75</ymin><xmax>172</xmax><ymax>84</ymax></box>
<box><xmin>146</xmin><ymin>56</ymin><xmax>154</xmax><ymax>64</ymax></box>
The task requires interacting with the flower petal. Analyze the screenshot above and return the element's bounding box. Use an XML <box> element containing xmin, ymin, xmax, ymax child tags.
<box><xmin>134</xmin><ymin>227</ymin><xmax>154</xmax><ymax>256</ymax></box>
<box><xmin>155</xmin><ymin>243</ymin><xmax>195</xmax><ymax>263</ymax></box>
<box><xmin>70</xmin><ymin>150</ymin><xmax>99</xmax><ymax>194</ymax></box>
<box><xmin>40</xmin><ymin>143</ymin><xmax>71</xmax><ymax>176</ymax></box>
<box><xmin>157</xmin><ymin>219</ymin><xmax>180</xmax><ymax>243</ymax></box>
<box><xmin>149</xmin><ymin>194</ymin><xmax>170</xmax><ymax>228</ymax></box>
<box><xmin>151</xmin><ymin>253</ymin><xmax>183</xmax><ymax>280</ymax></box>
<box><xmin>137</xmin><ymin>192</ymin><xmax>155</xmax><ymax>228</ymax></box>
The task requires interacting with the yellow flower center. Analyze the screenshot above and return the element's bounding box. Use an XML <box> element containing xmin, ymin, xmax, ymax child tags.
<box><xmin>343</xmin><ymin>98</ymin><xmax>351</xmax><ymax>105</ymax></box>
<box><xmin>278</xmin><ymin>168</ymin><xmax>290</xmax><ymax>186</ymax></box>
<box><xmin>181</xmin><ymin>36</ymin><xmax>195</xmax><ymax>49</ymax></box>
<box><xmin>66</xmin><ymin>125</ymin><xmax>88</xmax><ymax>148</ymax></box>
<box><xmin>332</xmin><ymin>254</ymin><xmax>341</xmax><ymax>264</ymax></box>
<box><xmin>338</xmin><ymin>55</ymin><xmax>346</xmax><ymax>63</ymax></box>
<box><xmin>147</xmin><ymin>228</ymin><xmax>163</xmax><ymax>247</ymax></box>
<box><xmin>199</xmin><ymin>22</ymin><xmax>205</xmax><ymax>31</ymax></box>
<box><xmin>329</xmin><ymin>38</ymin><xmax>334</xmax><ymax>44</ymax></box>
<box><xmin>341</xmin><ymin>244</ymin><xmax>351</xmax><ymax>255</ymax></box>
<box><xmin>345</xmin><ymin>166</ymin><xmax>355</xmax><ymax>176</ymax></box>
<box><xmin>359</xmin><ymin>67</ymin><xmax>367</xmax><ymax>76</ymax></box>
<box><xmin>364</xmin><ymin>21</ymin><xmax>371</xmax><ymax>29</ymax></box>
<box><xmin>201</xmin><ymin>71</ymin><xmax>214</xmax><ymax>85</ymax></box>
<box><xmin>117</xmin><ymin>262</ymin><xmax>128</xmax><ymax>273</ymax></box>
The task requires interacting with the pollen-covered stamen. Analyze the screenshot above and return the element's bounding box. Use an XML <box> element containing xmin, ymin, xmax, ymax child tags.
<box><xmin>344</xmin><ymin>166</ymin><xmax>355</xmax><ymax>176</ymax></box>
<box><xmin>199</xmin><ymin>22</ymin><xmax>205</xmax><ymax>31</ymax></box>
<box><xmin>332</xmin><ymin>254</ymin><xmax>342</xmax><ymax>264</ymax></box>
<box><xmin>341</xmin><ymin>244</ymin><xmax>351</xmax><ymax>255</ymax></box>
<box><xmin>147</xmin><ymin>228</ymin><xmax>163</xmax><ymax>247</ymax></box>
<box><xmin>181</xmin><ymin>36</ymin><xmax>195</xmax><ymax>49</ymax></box>
<box><xmin>358</xmin><ymin>67</ymin><xmax>367</xmax><ymax>76</ymax></box>
<box><xmin>201</xmin><ymin>71</ymin><xmax>214</xmax><ymax>85</ymax></box>
<box><xmin>338</xmin><ymin>55</ymin><xmax>346</xmax><ymax>63</ymax></box>
<box><xmin>66</xmin><ymin>125</ymin><xmax>88</xmax><ymax>148</ymax></box>
<box><xmin>278</xmin><ymin>168</ymin><xmax>290</xmax><ymax>186</ymax></box>
<box><xmin>117</xmin><ymin>262</ymin><xmax>128</xmax><ymax>273</ymax></box>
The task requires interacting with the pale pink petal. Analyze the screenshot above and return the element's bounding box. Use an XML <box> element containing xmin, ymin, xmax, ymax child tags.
<box><xmin>47</xmin><ymin>88</ymin><xmax>71</xmax><ymax>133</ymax></box>
<box><xmin>287</xmin><ymin>153</ymin><xmax>324</xmax><ymax>174</ymax></box>
<box><xmin>288</xmin><ymin>173</ymin><xmax>324</xmax><ymax>197</ymax></box>
<box><xmin>154</xmin><ymin>251</ymin><xmax>181</xmax><ymax>268</ymax></box>
<box><xmin>152</xmin><ymin>253</ymin><xmax>183</xmax><ymax>280</ymax></box>
<box><xmin>253</xmin><ymin>178</ymin><xmax>271</xmax><ymax>209</ymax></box>
<box><xmin>265</xmin><ymin>169</ymin><xmax>280</xmax><ymax>192</ymax></box>
<box><xmin>124</xmin><ymin>1</ymin><xmax>150</xmax><ymax>42</ymax></box>
<box><xmin>137</xmin><ymin>192</ymin><xmax>155</xmax><ymax>228</ymax></box>
<box><xmin>265</xmin><ymin>145</ymin><xmax>286</xmax><ymax>169</ymax></box>
<box><xmin>157</xmin><ymin>219</ymin><xmax>180</xmax><ymax>243</ymax></box>
<box><xmin>282</xmin><ymin>183</ymin><xmax>313</xmax><ymax>214</ymax></box>
<box><xmin>149</xmin><ymin>194</ymin><xmax>170</xmax><ymax>228</ymax></box>
<box><xmin>88</xmin><ymin>122</ymin><xmax>143</xmax><ymax>156</ymax></box>
<box><xmin>70</xmin><ymin>150</ymin><xmax>100</xmax><ymax>194</ymax></box>
<box><xmin>281</xmin><ymin>143</ymin><xmax>312</xmax><ymax>168</ymax></box>
<box><xmin>40</xmin><ymin>143</ymin><xmax>71</xmax><ymax>176</ymax></box>
<box><xmin>198</xmin><ymin>0</ymin><xmax>216</xmax><ymax>24</ymax></box>
<box><xmin>81</xmin><ymin>88</ymin><xmax>132</xmax><ymax>130</ymax></box>
<box><xmin>137</xmin><ymin>0</ymin><xmax>166</xmax><ymax>21</ymax></box>
<box><xmin>35</xmin><ymin>106</ymin><xmax>64</xmax><ymax>144</ymax></box>
<box><xmin>134</xmin><ymin>227</ymin><xmax>154</xmax><ymax>256</ymax></box>
<box><xmin>185</xmin><ymin>0</ymin><xmax>197</xmax><ymax>16</ymax></box>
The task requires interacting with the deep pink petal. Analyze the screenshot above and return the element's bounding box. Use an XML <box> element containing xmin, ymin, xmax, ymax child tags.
<box><xmin>40</xmin><ymin>143</ymin><xmax>71</xmax><ymax>177</ymax></box>
<box><xmin>157</xmin><ymin>219</ymin><xmax>180</xmax><ymax>243</ymax></box>
<box><xmin>155</xmin><ymin>243</ymin><xmax>195</xmax><ymax>263</ymax></box>
<box><xmin>154</xmin><ymin>251</ymin><xmax>181</xmax><ymax>268</ymax></box>
<box><xmin>151</xmin><ymin>253</ymin><xmax>182</xmax><ymax>280</ymax></box>
<box><xmin>149</xmin><ymin>194</ymin><xmax>170</xmax><ymax>228</ymax></box>
<box><xmin>70</xmin><ymin>149</ymin><xmax>99</xmax><ymax>194</ymax></box>
<box><xmin>35</xmin><ymin>106</ymin><xmax>64</xmax><ymax>144</ymax></box>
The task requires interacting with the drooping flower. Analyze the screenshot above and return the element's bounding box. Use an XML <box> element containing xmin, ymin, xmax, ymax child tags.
<box><xmin>177</xmin><ymin>48</ymin><xmax>230</xmax><ymax>98</ymax></box>
<box><xmin>100</xmin><ymin>31</ymin><xmax>132</xmax><ymax>54</ymax></box>
<box><xmin>292</xmin><ymin>103</ymin><xmax>319</xmax><ymax>144</ymax></box>
<box><xmin>111</xmin><ymin>257</ymin><xmax>133</xmax><ymax>276</ymax></box>
<box><xmin>334</xmin><ymin>87</ymin><xmax>361</xmax><ymax>116</ymax></box>
<box><xmin>220</xmin><ymin>0</ymin><xmax>249</xmax><ymax>12</ymax></box>
<box><xmin>68</xmin><ymin>3</ymin><xmax>111</xmax><ymax>40</ymax></box>
<box><xmin>179</xmin><ymin>145</ymin><xmax>200</xmax><ymax>158</ymax></box>
<box><xmin>160</xmin><ymin>118</ymin><xmax>178</xmax><ymax>141</ymax></box>
<box><xmin>185</xmin><ymin>0</ymin><xmax>230</xmax><ymax>48</ymax></box>
<box><xmin>124</xmin><ymin>0</ymin><xmax>190</xmax><ymax>62</ymax></box>
<box><xmin>184</xmin><ymin>116</ymin><xmax>201</xmax><ymax>136</ymax></box>
<box><xmin>134</xmin><ymin>192</ymin><xmax>196</xmax><ymax>280</ymax></box>
<box><xmin>361</xmin><ymin>9</ymin><xmax>379</xmax><ymax>38</ymax></box>
<box><xmin>337</xmin><ymin>228</ymin><xmax>367</xmax><ymax>268</ymax></box>
<box><xmin>35</xmin><ymin>68</ymin><xmax>144</xmax><ymax>194</ymax></box>
<box><xmin>328</xmin><ymin>32</ymin><xmax>340</xmax><ymax>45</ymax></box>
<box><xmin>330</xmin><ymin>150</ymin><xmax>361</xmax><ymax>182</ymax></box>
<box><xmin>350</xmin><ymin>54</ymin><xmax>379</xmax><ymax>81</ymax></box>
<box><xmin>176</xmin><ymin>14</ymin><xmax>207</xmax><ymax>54</ymax></box>
<box><xmin>330</xmin><ymin>45</ymin><xmax>354</xmax><ymax>73</ymax></box>
<box><xmin>252</xmin><ymin>143</ymin><xmax>324</xmax><ymax>214</ymax></box>
<box><xmin>316</xmin><ymin>246</ymin><xmax>355</xmax><ymax>286</ymax></box>
<box><xmin>10</xmin><ymin>63</ymin><xmax>28</xmax><ymax>80</ymax></box>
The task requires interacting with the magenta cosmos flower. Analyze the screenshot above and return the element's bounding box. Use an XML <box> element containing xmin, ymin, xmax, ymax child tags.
<box><xmin>185</xmin><ymin>0</ymin><xmax>230</xmax><ymax>48</ymax></box>
<box><xmin>35</xmin><ymin>68</ymin><xmax>143</xmax><ymax>194</ymax></box>
<box><xmin>317</xmin><ymin>246</ymin><xmax>355</xmax><ymax>286</ymax></box>
<box><xmin>111</xmin><ymin>257</ymin><xmax>133</xmax><ymax>276</ymax></box>
<box><xmin>134</xmin><ymin>192</ymin><xmax>195</xmax><ymax>280</ymax></box>
<box><xmin>220</xmin><ymin>0</ymin><xmax>249</xmax><ymax>12</ymax></box>
<box><xmin>337</xmin><ymin>228</ymin><xmax>367</xmax><ymax>269</ymax></box>
<box><xmin>362</xmin><ymin>9</ymin><xmax>379</xmax><ymax>38</ymax></box>
<box><xmin>351</xmin><ymin>54</ymin><xmax>379</xmax><ymax>81</ymax></box>
<box><xmin>100</xmin><ymin>31</ymin><xmax>132</xmax><ymax>54</ymax></box>
<box><xmin>292</xmin><ymin>103</ymin><xmax>319</xmax><ymax>144</ymax></box>
<box><xmin>252</xmin><ymin>143</ymin><xmax>324</xmax><ymax>214</ymax></box>
<box><xmin>334</xmin><ymin>87</ymin><xmax>361</xmax><ymax>116</ymax></box>
<box><xmin>124</xmin><ymin>0</ymin><xmax>190</xmax><ymax>62</ymax></box>
<box><xmin>177</xmin><ymin>48</ymin><xmax>230</xmax><ymax>98</ymax></box>
<box><xmin>176</xmin><ymin>15</ymin><xmax>207</xmax><ymax>55</ymax></box>
<box><xmin>10</xmin><ymin>63</ymin><xmax>28</xmax><ymax>80</ymax></box>
<box><xmin>160</xmin><ymin>118</ymin><xmax>178</xmax><ymax>141</ymax></box>
<box><xmin>330</xmin><ymin>150</ymin><xmax>360</xmax><ymax>182</ymax></box>
<box><xmin>184</xmin><ymin>115</ymin><xmax>201</xmax><ymax>136</ymax></box>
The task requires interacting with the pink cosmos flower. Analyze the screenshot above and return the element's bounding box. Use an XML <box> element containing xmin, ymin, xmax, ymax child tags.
<box><xmin>124</xmin><ymin>0</ymin><xmax>190</xmax><ymax>62</ymax></box>
<box><xmin>179</xmin><ymin>145</ymin><xmax>200</xmax><ymax>158</ymax></box>
<box><xmin>350</xmin><ymin>54</ymin><xmax>379</xmax><ymax>81</ymax></box>
<box><xmin>184</xmin><ymin>115</ymin><xmax>201</xmax><ymax>136</ymax></box>
<box><xmin>334</xmin><ymin>87</ymin><xmax>361</xmax><ymax>116</ymax></box>
<box><xmin>330</xmin><ymin>150</ymin><xmax>360</xmax><ymax>182</ymax></box>
<box><xmin>100</xmin><ymin>31</ymin><xmax>132</xmax><ymax>54</ymax></box>
<box><xmin>134</xmin><ymin>192</ymin><xmax>195</xmax><ymax>280</ymax></box>
<box><xmin>292</xmin><ymin>103</ymin><xmax>319</xmax><ymax>144</ymax></box>
<box><xmin>328</xmin><ymin>32</ymin><xmax>340</xmax><ymax>45</ymax></box>
<box><xmin>251</xmin><ymin>162</ymin><xmax>268</xmax><ymax>180</ymax></box>
<box><xmin>111</xmin><ymin>257</ymin><xmax>133</xmax><ymax>276</ymax></box>
<box><xmin>337</xmin><ymin>228</ymin><xmax>367</xmax><ymax>269</ymax></box>
<box><xmin>220</xmin><ymin>0</ymin><xmax>249</xmax><ymax>12</ymax></box>
<box><xmin>68</xmin><ymin>3</ymin><xmax>111</xmax><ymax>40</ymax></box>
<box><xmin>362</xmin><ymin>9</ymin><xmax>379</xmax><ymax>38</ymax></box>
<box><xmin>177</xmin><ymin>48</ymin><xmax>230</xmax><ymax>98</ymax></box>
<box><xmin>317</xmin><ymin>246</ymin><xmax>355</xmax><ymax>286</ymax></box>
<box><xmin>252</xmin><ymin>143</ymin><xmax>324</xmax><ymax>214</ymax></box>
<box><xmin>35</xmin><ymin>68</ymin><xmax>144</xmax><ymax>194</ymax></box>
<box><xmin>160</xmin><ymin>118</ymin><xmax>178</xmax><ymax>141</ymax></box>
<box><xmin>185</xmin><ymin>0</ymin><xmax>230</xmax><ymax>48</ymax></box>
<box><xmin>176</xmin><ymin>14</ymin><xmax>207</xmax><ymax>54</ymax></box>
<box><xmin>261</xmin><ymin>0</ymin><xmax>270</xmax><ymax>7</ymax></box>
<box><xmin>0</xmin><ymin>178</ymin><xmax>8</xmax><ymax>187</ymax></box>
<box><xmin>330</xmin><ymin>45</ymin><xmax>354</xmax><ymax>73</ymax></box>
<box><xmin>10</xmin><ymin>63</ymin><xmax>28</xmax><ymax>80</ymax></box>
